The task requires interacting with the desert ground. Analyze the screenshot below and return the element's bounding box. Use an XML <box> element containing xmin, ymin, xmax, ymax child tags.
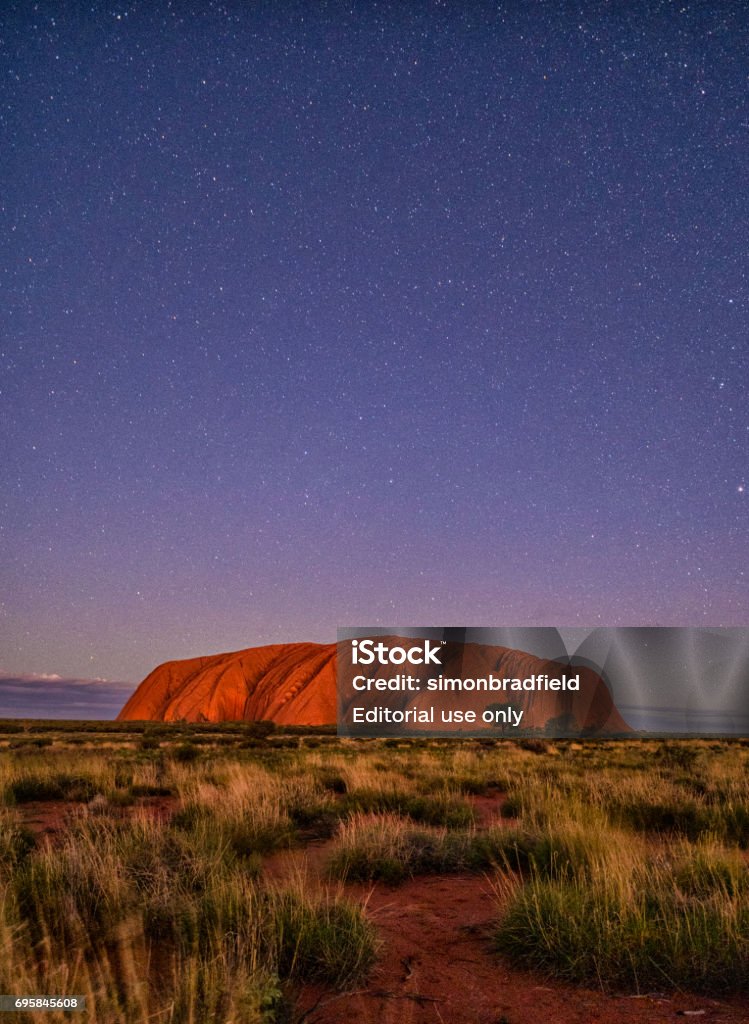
<box><xmin>1</xmin><ymin>721</ymin><xmax>748</xmax><ymax>1023</ymax></box>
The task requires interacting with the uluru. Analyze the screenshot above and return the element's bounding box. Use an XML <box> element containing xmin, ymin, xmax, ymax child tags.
<box><xmin>118</xmin><ymin>642</ymin><xmax>337</xmax><ymax>725</ymax></box>
<box><xmin>117</xmin><ymin>639</ymin><xmax>631</xmax><ymax>734</ymax></box>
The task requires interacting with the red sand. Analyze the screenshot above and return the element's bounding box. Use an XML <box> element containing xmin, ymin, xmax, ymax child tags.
<box><xmin>298</xmin><ymin>871</ymin><xmax>747</xmax><ymax>1024</ymax></box>
<box><xmin>17</xmin><ymin>790</ymin><xmax>749</xmax><ymax>1022</ymax></box>
<box><xmin>271</xmin><ymin>792</ymin><xmax>749</xmax><ymax>1024</ymax></box>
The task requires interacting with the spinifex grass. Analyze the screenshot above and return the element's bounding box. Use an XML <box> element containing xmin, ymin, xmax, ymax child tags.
<box><xmin>173</xmin><ymin>766</ymin><xmax>296</xmax><ymax>855</ymax></box>
<box><xmin>2</xmin><ymin>728</ymin><xmax>749</xmax><ymax>1015</ymax></box>
<box><xmin>495</xmin><ymin>823</ymin><xmax>749</xmax><ymax>994</ymax></box>
<box><xmin>328</xmin><ymin>811</ymin><xmax>521</xmax><ymax>882</ymax></box>
<box><xmin>268</xmin><ymin>872</ymin><xmax>379</xmax><ymax>986</ymax></box>
<box><xmin>1</xmin><ymin>788</ymin><xmax>376</xmax><ymax>1022</ymax></box>
<box><xmin>329</xmin><ymin>812</ymin><xmax>462</xmax><ymax>883</ymax></box>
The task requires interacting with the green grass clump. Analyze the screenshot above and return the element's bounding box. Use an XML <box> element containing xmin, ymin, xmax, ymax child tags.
<box><xmin>328</xmin><ymin>813</ymin><xmax>443</xmax><ymax>883</ymax></box>
<box><xmin>172</xmin><ymin>741</ymin><xmax>201</xmax><ymax>763</ymax></box>
<box><xmin>13</xmin><ymin>834</ymin><xmax>130</xmax><ymax>946</ymax></box>
<box><xmin>496</xmin><ymin>831</ymin><xmax>749</xmax><ymax>994</ymax></box>
<box><xmin>7</xmin><ymin>773</ymin><xmax>100</xmax><ymax>804</ymax></box>
<box><xmin>164</xmin><ymin>961</ymin><xmax>287</xmax><ymax>1024</ymax></box>
<box><xmin>172</xmin><ymin>767</ymin><xmax>297</xmax><ymax>854</ymax></box>
<box><xmin>2</xmin><ymin>725</ymin><xmax>749</xmax><ymax>1015</ymax></box>
<box><xmin>328</xmin><ymin>812</ymin><xmax>518</xmax><ymax>882</ymax></box>
<box><xmin>343</xmin><ymin>786</ymin><xmax>474</xmax><ymax>828</ymax></box>
<box><xmin>129</xmin><ymin>783</ymin><xmax>173</xmax><ymax>797</ymax></box>
<box><xmin>3</xmin><ymin>808</ymin><xmax>375</xmax><ymax>1021</ymax></box>
<box><xmin>270</xmin><ymin>883</ymin><xmax>379</xmax><ymax>987</ymax></box>
<box><xmin>0</xmin><ymin>812</ymin><xmax>36</xmax><ymax>876</ymax></box>
<box><xmin>671</xmin><ymin>838</ymin><xmax>748</xmax><ymax>898</ymax></box>
<box><xmin>615</xmin><ymin>796</ymin><xmax>712</xmax><ymax>839</ymax></box>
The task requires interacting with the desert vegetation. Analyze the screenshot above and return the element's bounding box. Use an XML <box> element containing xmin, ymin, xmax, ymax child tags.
<box><xmin>0</xmin><ymin>721</ymin><xmax>748</xmax><ymax>1021</ymax></box>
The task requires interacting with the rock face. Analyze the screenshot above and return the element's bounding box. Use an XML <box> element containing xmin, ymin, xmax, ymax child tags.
<box><xmin>346</xmin><ymin>638</ymin><xmax>631</xmax><ymax>737</ymax></box>
<box><xmin>118</xmin><ymin>639</ymin><xmax>631</xmax><ymax>734</ymax></box>
<box><xmin>117</xmin><ymin>643</ymin><xmax>337</xmax><ymax>725</ymax></box>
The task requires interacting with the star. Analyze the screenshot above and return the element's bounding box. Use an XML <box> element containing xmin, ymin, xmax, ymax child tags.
<box><xmin>3</xmin><ymin>0</ymin><xmax>748</xmax><ymax>686</ymax></box>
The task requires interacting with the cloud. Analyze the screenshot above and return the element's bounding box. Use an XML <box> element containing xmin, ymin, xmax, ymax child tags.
<box><xmin>0</xmin><ymin>673</ymin><xmax>136</xmax><ymax>720</ymax></box>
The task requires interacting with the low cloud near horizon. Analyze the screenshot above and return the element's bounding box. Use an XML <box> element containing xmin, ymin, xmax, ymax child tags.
<box><xmin>0</xmin><ymin>673</ymin><xmax>136</xmax><ymax>720</ymax></box>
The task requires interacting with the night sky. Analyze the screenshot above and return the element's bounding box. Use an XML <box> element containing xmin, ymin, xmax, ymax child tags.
<box><xmin>2</xmin><ymin>1</ymin><xmax>747</xmax><ymax>701</ymax></box>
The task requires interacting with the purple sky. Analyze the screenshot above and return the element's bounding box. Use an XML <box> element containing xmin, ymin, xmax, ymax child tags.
<box><xmin>2</xmin><ymin>2</ymin><xmax>747</xmax><ymax>706</ymax></box>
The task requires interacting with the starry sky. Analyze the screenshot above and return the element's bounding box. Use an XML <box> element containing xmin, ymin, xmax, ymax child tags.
<box><xmin>2</xmin><ymin>1</ymin><xmax>747</xmax><ymax>704</ymax></box>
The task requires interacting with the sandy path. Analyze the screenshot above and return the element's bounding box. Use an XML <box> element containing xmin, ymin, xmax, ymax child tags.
<box><xmin>271</xmin><ymin>792</ymin><xmax>749</xmax><ymax>1024</ymax></box>
<box><xmin>17</xmin><ymin>791</ymin><xmax>749</xmax><ymax>1022</ymax></box>
<box><xmin>296</xmin><ymin>868</ymin><xmax>748</xmax><ymax>1024</ymax></box>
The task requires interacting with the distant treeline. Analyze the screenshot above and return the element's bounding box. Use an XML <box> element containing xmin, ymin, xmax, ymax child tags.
<box><xmin>0</xmin><ymin>719</ymin><xmax>338</xmax><ymax>737</ymax></box>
